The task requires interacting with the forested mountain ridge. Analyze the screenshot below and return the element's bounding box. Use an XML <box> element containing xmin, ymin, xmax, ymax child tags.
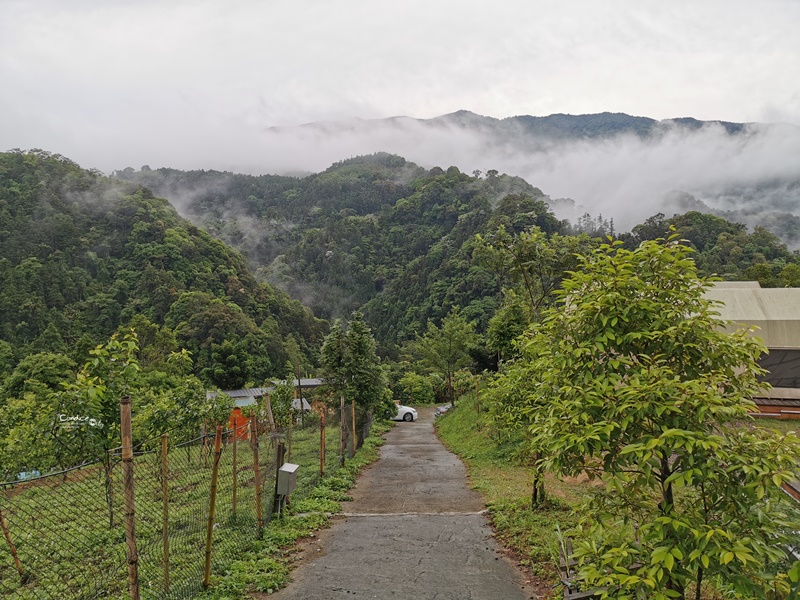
<box><xmin>0</xmin><ymin>150</ymin><xmax>325</xmax><ymax>389</ymax></box>
<box><xmin>260</xmin><ymin>111</ymin><xmax>800</xmax><ymax>243</ymax></box>
<box><xmin>115</xmin><ymin>153</ymin><xmax>800</xmax><ymax>351</ymax></box>
<box><xmin>272</xmin><ymin>110</ymin><xmax>754</xmax><ymax>142</ymax></box>
<box><xmin>115</xmin><ymin>154</ymin><xmax>555</xmax><ymax>336</ymax></box>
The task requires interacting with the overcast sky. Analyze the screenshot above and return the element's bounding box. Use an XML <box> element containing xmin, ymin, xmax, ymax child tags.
<box><xmin>1</xmin><ymin>0</ymin><xmax>799</xmax><ymax>175</ymax></box>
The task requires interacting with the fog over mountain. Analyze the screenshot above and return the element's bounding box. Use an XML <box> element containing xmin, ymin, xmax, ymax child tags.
<box><xmin>252</xmin><ymin>111</ymin><xmax>800</xmax><ymax>236</ymax></box>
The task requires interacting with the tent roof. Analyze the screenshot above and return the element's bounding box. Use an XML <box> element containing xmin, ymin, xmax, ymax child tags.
<box><xmin>704</xmin><ymin>283</ymin><xmax>800</xmax><ymax>349</ymax></box>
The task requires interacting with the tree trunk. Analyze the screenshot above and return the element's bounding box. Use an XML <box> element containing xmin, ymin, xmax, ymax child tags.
<box><xmin>530</xmin><ymin>453</ymin><xmax>546</xmax><ymax>509</ymax></box>
<box><xmin>660</xmin><ymin>454</ymin><xmax>684</xmax><ymax>599</ymax></box>
<box><xmin>694</xmin><ymin>567</ymin><xmax>703</xmax><ymax>600</ymax></box>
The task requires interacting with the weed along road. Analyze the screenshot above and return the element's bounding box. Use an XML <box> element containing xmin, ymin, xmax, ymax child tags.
<box><xmin>269</xmin><ymin>406</ymin><xmax>534</xmax><ymax>600</ymax></box>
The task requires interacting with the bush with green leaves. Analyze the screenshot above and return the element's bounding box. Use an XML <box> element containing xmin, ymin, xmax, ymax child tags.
<box><xmin>491</xmin><ymin>234</ymin><xmax>800</xmax><ymax>599</ymax></box>
<box><xmin>397</xmin><ymin>372</ymin><xmax>436</xmax><ymax>404</ymax></box>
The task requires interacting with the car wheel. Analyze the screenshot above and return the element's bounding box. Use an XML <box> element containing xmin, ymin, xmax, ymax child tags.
<box><xmin>402</xmin><ymin>412</ymin><xmax>413</xmax><ymax>422</ymax></box>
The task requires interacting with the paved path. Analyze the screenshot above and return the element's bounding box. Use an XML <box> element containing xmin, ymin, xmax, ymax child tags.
<box><xmin>270</xmin><ymin>407</ymin><xmax>534</xmax><ymax>599</ymax></box>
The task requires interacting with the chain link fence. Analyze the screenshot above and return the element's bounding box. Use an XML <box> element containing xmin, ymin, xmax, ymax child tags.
<box><xmin>1</xmin><ymin>404</ymin><xmax>351</xmax><ymax>599</ymax></box>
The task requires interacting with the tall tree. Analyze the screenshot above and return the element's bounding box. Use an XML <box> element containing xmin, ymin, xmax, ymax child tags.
<box><xmin>414</xmin><ymin>308</ymin><xmax>477</xmax><ymax>405</ymax></box>
<box><xmin>474</xmin><ymin>226</ymin><xmax>594</xmax><ymax>362</ymax></box>
<box><xmin>344</xmin><ymin>313</ymin><xmax>392</xmax><ymax>447</ymax></box>
<box><xmin>320</xmin><ymin>314</ymin><xmax>391</xmax><ymax>451</ymax></box>
<box><xmin>320</xmin><ymin>320</ymin><xmax>348</xmax><ymax>463</ymax></box>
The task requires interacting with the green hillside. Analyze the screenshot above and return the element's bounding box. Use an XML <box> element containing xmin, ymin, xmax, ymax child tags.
<box><xmin>116</xmin><ymin>154</ymin><xmax>564</xmax><ymax>342</ymax></box>
<box><xmin>0</xmin><ymin>150</ymin><xmax>325</xmax><ymax>389</ymax></box>
<box><xmin>116</xmin><ymin>154</ymin><xmax>800</xmax><ymax>351</ymax></box>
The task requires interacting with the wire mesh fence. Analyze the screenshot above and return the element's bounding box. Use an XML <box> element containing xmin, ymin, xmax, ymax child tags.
<box><xmin>1</xmin><ymin>402</ymin><xmax>352</xmax><ymax>599</ymax></box>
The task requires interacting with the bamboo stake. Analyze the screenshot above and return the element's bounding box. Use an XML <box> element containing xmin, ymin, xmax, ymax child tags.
<box><xmin>296</xmin><ymin>372</ymin><xmax>304</xmax><ymax>427</ymax></box>
<box><xmin>232</xmin><ymin>418</ymin><xmax>238</xmax><ymax>518</ymax></box>
<box><xmin>161</xmin><ymin>434</ymin><xmax>170</xmax><ymax>593</ymax></box>
<box><xmin>287</xmin><ymin>405</ymin><xmax>293</xmax><ymax>463</ymax></box>
<box><xmin>263</xmin><ymin>393</ymin><xmax>276</xmax><ymax>431</ymax></box>
<box><xmin>340</xmin><ymin>393</ymin><xmax>346</xmax><ymax>466</ymax></box>
<box><xmin>202</xmin><ymin>426</ymin><xmax>223</xmax><ymax>589</ymax></box>
<box><xmin>120</xmin><ymin>395</ymin><xmax>140</xmax><ymax>600</ymax></box>
<box><xmin>105</xmin><ymin>451</ymin><xmax>115</xmax><ymax>528</ymax></box>
<box><xmin>0</xmin><ymin>508</ymin><xmax>24</xmax><ymax>580</ymax></box>
<box><xmin>319</xmin><ymin>409</ymin><xmax>326</xmax><ymax>477</ymax></box>
<box><xmin>350</xmin><ymin>400</ymin><xmax>356</xmax><ymax>458</ymax></box>
<box><xmin>251</xmin><ymin>415</ymin><xmax>262</xmax><ymax>538</ymax></box>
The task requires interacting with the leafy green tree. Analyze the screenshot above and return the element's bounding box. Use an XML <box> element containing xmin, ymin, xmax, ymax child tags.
<box><xmin>320</xmin><ymin>314</ymin><xmax>391</xmax><ymax>449</ymax></box>
<box><xmin>344</xmin><ymin>313</ymin><xmax>392</xmax><ymax>447</ymax></box>
<box><xmin>131</xmin><ymin>367</ymin><xmax>207</xmax><ymax>444</ymax></box>
<box><xmin>0</xmin><ymin>391</ymin><xmax>60</xmax><ymax>478</ymax></box>
<box><xmin>269</xmin><ymin>374</ymin><xmax>295</xmax><ymax>429</ymax></box>
<box><xmin>485</xmin><ymin>290</ymin><xmax>528</xmax><ymax>362</ymax></box>
<box><xmin>0</xmin><ymin>340</ymin><xmax>16</xmax><ymax>380</ymax></box>
<box><xmin>501</xmin><ymin>235</ymin><xmax>800</xmax><ymax>598</ymax></box>
<box><xmin>321</xmin><ymin>318</ymin><xmax>353</xmax><ymax>464</ymax></box>
<box><xmin>54</xmin><ymin>332</ymin><xmax>141</xmax><ymax>468</ymax></box>
<box><xmin>320</xmin><ymin>320</ymin><xmax>347</xmax><ymax>394</ymax></box>
<box><xmin>166</xmin><ymin>292</ymin><xmax>273</xmax><ymax>388</ymax></box>
<box><xmin>398</xmin><ymin>372</ymin><xmax>436</xmax><ymax>405</ymax></box>
<box><xmin>475</xmin><ymin>226</ymin><xmax>594</xmax><ymax>362</ymax></box>
<box><xmin>779</xmin><ymin>263</ymin><xmax>800</xmax><ymax>287</ymax></box>
<box><xmin>1</xmin><ymin>352</ymin><xmax>75</xmax><ymax>401</ymax></box>
<box><xmin>413</xmin><ymin>307</ymin><xmax>477</xmax><ymax>405</ymax></box>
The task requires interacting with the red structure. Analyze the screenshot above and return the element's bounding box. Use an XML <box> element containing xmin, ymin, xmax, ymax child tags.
<box><xmin>229</xmin><ymin>410</ymin><xmax>250</xmax><ymax>440</ymax></box>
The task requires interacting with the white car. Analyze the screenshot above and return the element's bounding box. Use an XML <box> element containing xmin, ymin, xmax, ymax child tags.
<box><xmin>392</xmin><ymin>405</ymin><xmax>418</xmax><ymax>422</ymax></box>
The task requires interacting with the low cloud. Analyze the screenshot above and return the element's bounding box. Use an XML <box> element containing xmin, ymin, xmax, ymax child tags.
<box><xmin>251</xmin><ymin>117</ymin><xmax>800</xmax><ymax>233</ymax></box>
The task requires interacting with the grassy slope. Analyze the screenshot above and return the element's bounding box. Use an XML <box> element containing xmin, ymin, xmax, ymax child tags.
<box><xmin>0</xmin><ymin>419</ymin><xmax>390</xmax><ymax>600</ymax></box>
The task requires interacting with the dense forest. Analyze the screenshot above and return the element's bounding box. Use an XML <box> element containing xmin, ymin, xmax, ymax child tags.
<box><xmin>0</xmin><ymin>150</ymin><xmax>325</xmax><ymax>388</ymax></box>
<box><xmin>116</xmin><ymin>153</ymin><xmax>800</xmax><ymax>346</ymax></box>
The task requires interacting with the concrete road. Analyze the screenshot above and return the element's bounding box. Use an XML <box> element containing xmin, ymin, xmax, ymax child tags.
<box><xmin>269</xmin><ymin>407</ymin><xmax>535</xmax><ymax>599</ymax></box>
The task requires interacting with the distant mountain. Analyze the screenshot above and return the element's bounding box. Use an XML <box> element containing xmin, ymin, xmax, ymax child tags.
<box><xmin>274</xmin><ymin>110</ymin><xmax>752</xmax><ymax>143</ymax></box>
<box><xmin>263</xmin><ymin>110</ymin><xmax>800</xmax><ymax>241</ymax></box>
<box><xmin>426</xmin><ymin>110</ymin><xmax>748</xmax><ymax>139</ymax></box>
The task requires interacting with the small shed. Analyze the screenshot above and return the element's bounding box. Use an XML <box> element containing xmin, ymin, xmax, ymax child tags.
<box><xmin>207</xmin><ymin>379</ymin><xmax>325</xmax><ymax>438</ymax></box>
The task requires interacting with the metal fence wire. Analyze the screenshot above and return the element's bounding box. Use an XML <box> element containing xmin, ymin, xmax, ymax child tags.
<box><xmin>1</xmin><ymin>407</ymin><xmax>346</xmax><ymax>599</ymax></box>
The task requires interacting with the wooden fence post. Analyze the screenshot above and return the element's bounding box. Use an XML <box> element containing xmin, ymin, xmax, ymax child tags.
<box><xmin>287</xmin><ymin>406</ymin><xmax>293</xmax><ymax>463</ymax></box>
<box><xmin>120</xmin><ymin>395</ymin><xmax>140</xmax><ymax>600</ymax></box>
<box><xmin>340</xmin><ymin>393</ymin><xmax>346</xmax><ymax>467</ymax></box>
<box><xmin>161</xmin><ymin>434</ymin><xmax>170</xmax><ymax>593</ymax></box>
<box><xmin>0</xmin><ymin>508</ymin><xmax>24</xmax><ymax>581</ymax></box>
<box><xmin>350</xmin><ymin>400</ymin><xmax>356</xmax><ymax>458</ymax></box>
<box><xmin>319</xmin><ymin>409</ymin><xmax>326</xmax><ymax>477</ymax></box>
<box><xmin>251</xmin><ymin>415</ymin><xmax>263</xmax><ymax>538</ymax></box>
<box><xmin>263</xmin><ymin>393</ymin><xmax>276</xmax><ymax>431</ymax></box>
<box><xmin>106</xmin><ymin>450</ymin><xmax>115</xmax><ymax>528</ymax></box>
<box><xmin>232</xmin><ymin>418</ymin><xmax>238</xmax><ymax>519</ymax></box>
<box><xmin>202</xmin><ymin>426</ymin><xmax>223</xmax><ymax>589</ymax></box>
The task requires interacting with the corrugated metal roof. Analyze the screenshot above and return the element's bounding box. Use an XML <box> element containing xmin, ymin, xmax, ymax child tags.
<box><xmin>206</xmin><ymin>379</ymin><xmax>325</xmax><ymax>400</ymax></box>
